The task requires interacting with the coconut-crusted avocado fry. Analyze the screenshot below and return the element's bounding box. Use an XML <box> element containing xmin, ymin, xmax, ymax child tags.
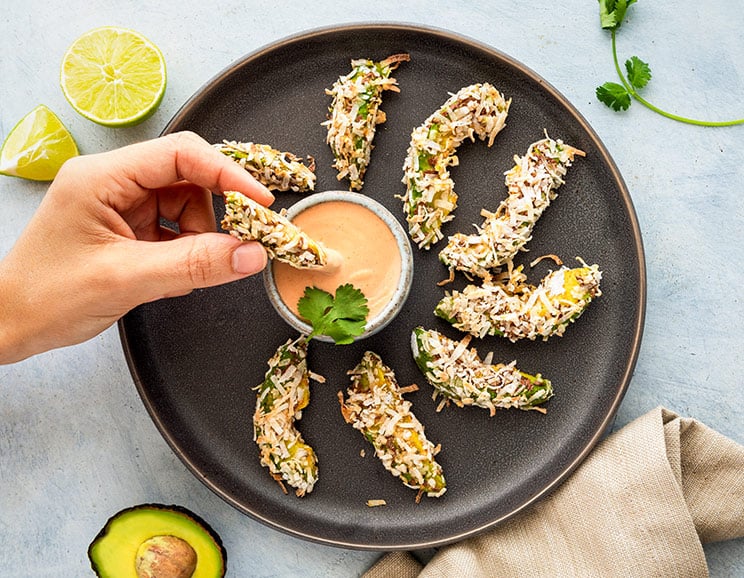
<box><xmin>339</xmin><ymin>351</ymin><xmax>446</xmax><ymax>502</ymax></box>
<box><xmin>439</xmin><ymin>135</ymin><xmax>585</xmax><ymax>279</ymax></box>
<box><xmin>254</xmin><ymin>335</ymin><xmax>322</xmax><ymax>497</ymax></box>
<box><xmin>435</xmin><ymin>259</ymin><xmax>602</xmax><ymax>341</ymax></box>
<box><xmin>323</xmin><ymin>53</ymin><xmax>410</xmax><ymax>191</ymax></box>
<box><xmin>411</xmin><ymin>327</ymin><xmax>553</xmax><ymax>415</ymax></box>
<box><xmin>401</xmin><ymin>83</ymin><xmax>511</xmax><ymax>250</ymax></box>
<box><xmin>221</xmin><ymin>190</ymin><xmax>327</xmax><ymax>269</ymax></box>
<box><xmin>215</xmin><ymin>140</ymin><xmax>316</xmax><ymax>192</ymax></box>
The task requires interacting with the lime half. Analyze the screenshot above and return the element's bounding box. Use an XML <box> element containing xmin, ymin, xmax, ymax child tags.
<box><xmin>0</xmin><ymin>105</ymin><xmax>79</xmax><ymax>181</ymax></box>
<box><xmin>60</xmin><ymin>26</ymin><xmax>167</xmax><ymax>127</ymax></box>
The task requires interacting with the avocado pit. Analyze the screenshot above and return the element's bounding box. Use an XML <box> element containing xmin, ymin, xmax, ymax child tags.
<box><xmin>135</xmin><ymin>535</ymin><xmax>197</xmax><ymax>578</ymax></box>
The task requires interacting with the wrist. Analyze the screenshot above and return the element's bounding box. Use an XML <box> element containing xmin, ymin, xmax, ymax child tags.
<box><xmin>0</xmin><ymin>260</ymin><xmax>37</xmax><ymax>364</ymax></box>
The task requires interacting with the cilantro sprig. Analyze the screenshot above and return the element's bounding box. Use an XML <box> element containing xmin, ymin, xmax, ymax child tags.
<box><xmin>596</xmin><ymin>0</ymin><xmax>744</xmax><ymax>126</ymax></box>
<box><xmin>297</xmin><ymin>284</ymin><xmax>369</xmax><ymax>345</ymax></box>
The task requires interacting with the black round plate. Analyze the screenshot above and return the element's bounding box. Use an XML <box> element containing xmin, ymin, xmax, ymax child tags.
<box><xmin>119</xmin><ymin>24</ymin><xmax>645</xmax><ymax>550</ymax></box>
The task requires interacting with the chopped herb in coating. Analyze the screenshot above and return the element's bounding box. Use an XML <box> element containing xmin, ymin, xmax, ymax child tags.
<box><xmin>435</xmin><ymin>259</ymin><xmax>602</xmax><ymax>341</ymax></box>
<box><xmin>215</xmin><ymin>140</ymin><xmax>316</xmax><ymax>192</ymax></box>
<box><xmin>400</xmin><ymin>83</ymin><xmax>511</xmax><ymax>250</ymax></box>
<box><xmin>221</xmin><ymin>190</ymin><xmax>327</xmax><ymax>269</ymax></box>
<box><xmin>439</xmin><ymin>135</ymin><xmax>584</xmax><ymax>279</ymax></box>
<box><xmin>254</xmin><ymin>335</ymin><xmax>323</xmax><ymax>497</ymax></box>
<box><xmin>323</xmin><ymin>53</ymin><xmax>410</xmax><ymax>190</ymax></box>
<box><xmin>411</xmin><ymin>327</ymin><xmax>553</xmax><ymax>415</ymax></box>
<box><xmin>339</xmin><ymin>351</ymin><xmax>446</xmax><ymax>502</ymax></box>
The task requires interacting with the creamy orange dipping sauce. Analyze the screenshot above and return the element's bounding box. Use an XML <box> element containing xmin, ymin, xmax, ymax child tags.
<box><xmin>273</xmin><ymin>200</ymin><xmax>402</xmax><ymax>319</ymax></box>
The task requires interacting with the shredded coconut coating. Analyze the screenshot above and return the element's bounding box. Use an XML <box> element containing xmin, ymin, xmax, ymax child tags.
<box><xmin>400</xmin><ymin>83</ymin><xmax>511</xmax><ymax>250</ymax></box>
<box><xmin>323</xmin><ymin>53</ymin><xmax>410</xmax><ymax>191</ymax></box>
<box><xmin>215</xmin><ymin>140</ymin><xmax>316</xmax><ymax>192</ymax></box>
<box><xmin>221</xmin><ymin>191</ymin><xmax>327</xmax><ymax>269</ymax></box>
<box><xmin>254</xmin><ymin>335</ymin><xmax>323</xmax><ymax>497</ymax></box>
<box><xmin>411</xmin><ymin>327</ymin><xmax>553</xmax><ymax>416</ymax></box>
<box><xmin>435</xmin><ymin>260</ymin><xmax>602</xmax><ymax>341</ymax></box>
<box><xmin>439</xmin><ymin>135</ymin><xmax>584</xmax><ymax>277</ymax></box>
<box><xmin>339</xmin><ymin>351</ymin><xmax>446</xmax><ymax>501</ymax></box>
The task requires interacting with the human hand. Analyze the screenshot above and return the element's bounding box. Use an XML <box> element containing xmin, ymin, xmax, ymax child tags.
<box><xmin>0</xmin><ymin>131</ymin><xmax>274</xmax><ymax>364</ymax></box>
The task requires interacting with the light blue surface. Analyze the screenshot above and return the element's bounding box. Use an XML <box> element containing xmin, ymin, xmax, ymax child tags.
<box><xmin>1</xmin><ymin>1</ymin><xmax>742</xmax><ymax>576</ymax></box>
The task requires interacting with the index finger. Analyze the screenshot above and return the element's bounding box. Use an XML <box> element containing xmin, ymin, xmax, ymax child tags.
<box><xmin>112</xmin><ymin>131</ymin><xmax>275</xmax><ymax>206</ymax></box>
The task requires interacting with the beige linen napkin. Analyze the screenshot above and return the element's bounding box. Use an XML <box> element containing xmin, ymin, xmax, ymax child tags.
<box><xmin>364</xmin><ymin>407</ymin><xmax>744</xmax><ymax>578</ymax></box>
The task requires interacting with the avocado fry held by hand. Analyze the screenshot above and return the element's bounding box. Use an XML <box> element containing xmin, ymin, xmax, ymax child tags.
<box><xmin>88</xmin><ymin>504</ymin><xmax>226</xmax><ymax>578</ymax></box>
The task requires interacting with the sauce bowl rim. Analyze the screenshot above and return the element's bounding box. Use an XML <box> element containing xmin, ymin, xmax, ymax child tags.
<box><xmin>262</xmin><ymin>190</ymin><xmax>414</xmax><ymax>342</ymax></box>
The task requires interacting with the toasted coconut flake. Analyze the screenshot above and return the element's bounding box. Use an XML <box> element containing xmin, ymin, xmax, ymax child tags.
<box><xmin>411</xmin><ymin>327</ymin><xmax>553</xmax><ymax>413</ymax></box>
<box><xmin>215</xmin><ymin>140</ymin><xmax>316</xmax><ymax>192</ymax></box>
<box><xmin>530</xmin><ymin>254</ymin><xmax>564</xmax><ymax>267</ymax></box>
<box><xmin>400</xmin><ymin>83</ymin><xmax>511</xmax><ymax>250</ymax></box>
<box><xmin>439</xmin><ymin>134</ymin><xmax>584</xmax><ymax>278</ymax></box>
<box><xmin>323</xmin><ymin>53</ymin><xmax>410</xmax><ymax>191</ymax></box>
<box><xmin>435</xmin><ymin>259</ymin><xmax>602</xmax><ymax>342</ymax></box>
<box><xmin>221</xmin><ymin>191</ymin><xmax>327</xmax><ymax>269</ymax></box>
<box><xmin>339</xmin><ymin>351</ymin><xmax>446</xmax><ymax>499</ymax></box>
<box><xmin>253</xmin><ymin>335</ymin><xmax>321</xmax><ymax>497</ymax></box>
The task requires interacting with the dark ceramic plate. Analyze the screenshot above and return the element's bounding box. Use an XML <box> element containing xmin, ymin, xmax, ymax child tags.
<box><xmin>119</xmin><ymin>24</ymin><xmax>645</xmax><ymax>550</ymax></box>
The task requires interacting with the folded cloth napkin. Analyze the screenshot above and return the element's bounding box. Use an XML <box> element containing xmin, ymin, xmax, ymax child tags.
<box><xmin>364</xmin><ymin>407</ymin><xmax>744</xmax><ymax>578</ymax></box>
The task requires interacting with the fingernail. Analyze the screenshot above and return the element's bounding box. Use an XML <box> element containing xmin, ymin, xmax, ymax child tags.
<box><xmin>261</xmin><ymin>185</ymin><xmax>275</xmax><ymax>204</ymax></box>
<box><xmin>232</xmin><ymin>242</ymin><xmax>268</xmax><ymax>275</ymax></box>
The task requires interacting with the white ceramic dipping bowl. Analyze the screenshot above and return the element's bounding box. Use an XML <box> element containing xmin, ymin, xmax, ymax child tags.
<box><xmin>263</xmin><ymin>190</ymin><xmax>414</xmax><ymax>342</ymax></box>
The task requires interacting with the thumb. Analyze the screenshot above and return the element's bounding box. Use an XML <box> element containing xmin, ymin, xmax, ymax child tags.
<box><xmin>122</xmin><ymin>233</ymin><xmax>267</xmax><ymax>303</ymax></box>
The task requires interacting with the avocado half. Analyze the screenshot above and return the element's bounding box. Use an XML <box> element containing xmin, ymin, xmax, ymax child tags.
<box><xmin>88</xmin><ymin>504</ymin><xmax>226</xmax><ymax>578</ymax></box>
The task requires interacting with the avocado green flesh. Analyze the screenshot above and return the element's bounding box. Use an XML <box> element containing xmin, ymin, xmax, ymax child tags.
<box><xmin>88</xmin><ymin>505</ymin><xmax>225</xmax><ymax>578</ymax></box>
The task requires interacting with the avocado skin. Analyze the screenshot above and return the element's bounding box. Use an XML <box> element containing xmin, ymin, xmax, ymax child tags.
<box><xmin>88</xmin><ymin>503</ymin><xmax>227</xmax><ymax>578</ymax></box>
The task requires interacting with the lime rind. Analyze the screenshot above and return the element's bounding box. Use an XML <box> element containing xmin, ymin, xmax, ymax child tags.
<box><xmin>0</xmin><ymin>104</ymin><xmax>79</xmax><ymax>181</ymax></box>
<box><xmin>60</xmin><ymin>26</ymin><xmax>167</xmax><ymax>128</ymax></box>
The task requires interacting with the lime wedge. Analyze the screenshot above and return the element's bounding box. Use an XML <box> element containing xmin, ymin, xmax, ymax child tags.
<box><xmin>0</xmin><ymin>105</ymin><xmax>79</xmax><ymax>181</ymax></box>
<box><xmin>60</xmin><ymin>26</ymin><xmax>166</xmax><ymax>127</ymax></box>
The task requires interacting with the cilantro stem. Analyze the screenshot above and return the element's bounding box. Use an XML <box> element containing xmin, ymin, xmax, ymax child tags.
<box><xmin>610</xmin><ymin>29</ymin><xmax>744</xmax><ymax>127</ymax></box>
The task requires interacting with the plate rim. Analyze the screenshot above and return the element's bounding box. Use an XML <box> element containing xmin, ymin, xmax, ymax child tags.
<box><xmin>119</xmin><ymin>22</ymin><xmax>647</xmax><ymax>550</ymax></box>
